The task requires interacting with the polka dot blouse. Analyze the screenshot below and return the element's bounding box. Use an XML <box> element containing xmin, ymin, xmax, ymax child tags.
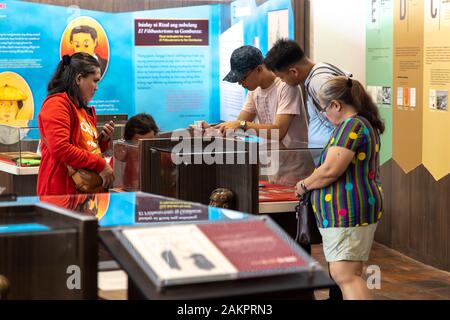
<box><xmin>311</xmin><ymin>116</ymin><xmax>383</xmax><ymax>228</ymax></box>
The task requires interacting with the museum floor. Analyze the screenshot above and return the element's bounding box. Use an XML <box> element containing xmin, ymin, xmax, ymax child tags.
<box><xmin>98</xmin><ymin>242</ymin><xmax>450</xmax><ymax>300</ymax></box>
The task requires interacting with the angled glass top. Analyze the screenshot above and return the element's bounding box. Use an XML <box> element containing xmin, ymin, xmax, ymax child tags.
<box><xmin>37</xmin><ymin>191</ymin><xmax>250</xmax><ymax>228</ymax></box>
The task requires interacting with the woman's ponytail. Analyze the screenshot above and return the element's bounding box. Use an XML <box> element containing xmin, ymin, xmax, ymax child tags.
<box><xmin>319</xmin><ymin>76</ymin><xmax>385</xmax><ymax>134</ymax></box>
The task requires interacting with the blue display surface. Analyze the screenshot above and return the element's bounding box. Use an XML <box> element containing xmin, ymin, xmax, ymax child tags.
<box><xmin>0</xmin><ymin>223</ymin><xmax>50</xmax><ymax>234</ymax></box>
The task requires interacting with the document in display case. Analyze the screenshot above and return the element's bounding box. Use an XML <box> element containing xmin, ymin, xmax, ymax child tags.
<box><xmin>112</xmin><ymin>217</ymin><xmax>316</xmax><ymax>288</ymax></box>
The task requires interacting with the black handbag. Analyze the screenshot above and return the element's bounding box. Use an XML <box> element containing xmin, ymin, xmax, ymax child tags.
<box><xmin>295</xmin><ymin>191</ymin><xmax>322</xmax><ymax>245</ymax></box>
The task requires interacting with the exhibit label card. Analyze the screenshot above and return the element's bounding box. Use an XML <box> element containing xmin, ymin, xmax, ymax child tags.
<box><xmin>393</xmin><ymin>0</ymin><xmax>424</xmax><ymax>173</ymax></box>
<box><xmin>134</xmin><ymin>196</ymin><xmax>209</xmax><ymax>223</ymax></box>
<box><xmin>423</xmin><ymin>0</ymin><xmax>450</xmax><ymax>180</ymax></box>
<box><xmin>366</xmin><ymin>0</ymin><xmax>393</xmax><ymax>165</ymax></box>
<box><xmin>197</xmin><ymin>220</ymin><xmax>306</xmax><ymax>273</ymax></box>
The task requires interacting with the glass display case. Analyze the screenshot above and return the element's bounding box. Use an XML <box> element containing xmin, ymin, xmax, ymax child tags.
<box><xmin>0</xmin><ymin>121</ymin><xmax>125</xmax><ymax>173</ymax></box>
<box><xmin>136</xmin><ymin>132</ymin><xmax>323</xmax><ymax>216</ymax></box>
<box><xmin>258</xmin><ymin>142</ymin><xmax>322</xmax><ymax>214</ymax></box>
<box><xmin>112</xmin><ymin>140</ymin><xmax>141</xmax><ymax>192</ymax></box>
<box><xmin>39</xmin><ymin>191</ymin><xmax>252</xmax><ymax>271</ymax></box>
<box><xmin>0</xmin><ymin>125</ymin><xmax>40</xmax><ymax>197</ymax></box>
<box><xmin>0</xmin><ymin>122</ymin><xmax>124</xmax><ymax>196</ymax></box>
<box><xmin>2</xmin><ymin>191</ymin><xmax>334</xmax><ymax>300</ymax></box>
<box><xmin>0</xmin><ymin>125</ymin><xmax>41</xmax><ymax>174</ymax></box>
<box><xmin>139</xmin><ymin>134</ymin><xmax>258</xmax><ymax>214</ymax></box>
<box><xmin>0</xmin><ymin>201</ymin><xmax>98</xmax><ymax>299</ymax></box>
<box><xmin>33</xmin><ymin>191</ymin><xmax>331</xmax><ymax>299</ymax></box>
<box><xmin>112</xmin><ymin>216</ymin><xmax>319</xmax><ymax>289</ymax></box>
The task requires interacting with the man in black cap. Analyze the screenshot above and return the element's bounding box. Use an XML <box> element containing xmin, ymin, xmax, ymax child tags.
<box><xmin>212</xmin><ymin>45</ymin><xmax>307</xmax><ymax>152</ymax></box>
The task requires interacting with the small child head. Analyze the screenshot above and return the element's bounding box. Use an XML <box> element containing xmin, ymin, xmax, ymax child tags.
<box><xmin>124</xmin><ymin>113</ymin><xmax>159</xmax><ymax>142</ymax></box>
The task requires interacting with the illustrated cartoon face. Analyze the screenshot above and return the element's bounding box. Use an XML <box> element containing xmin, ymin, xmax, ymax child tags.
<box><xmin>70</xmin><ymin>32</ymin><xmax>97</xmax><ymax>56</ymax></box>
<box><xmin>0</xmin><ymin>84</ymin><xmax>27</xmax><ymax>123</ymax></box>
<box><xmin>0</xmin><ymin>100</ymin><xmax>20</xmax><ymax>123</ymax></box>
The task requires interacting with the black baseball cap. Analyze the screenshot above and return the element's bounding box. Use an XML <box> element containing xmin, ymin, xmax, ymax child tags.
<box><xmin>223</xmin><ymin>45</ymin><xmax>263</xmax><ymax>83</ymax></box>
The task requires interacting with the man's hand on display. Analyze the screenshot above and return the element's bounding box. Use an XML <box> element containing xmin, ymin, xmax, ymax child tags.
<box><xmin>189</xmin><ymin>120</ymin><xmax>211</xmax><ymax>129</ymax></box>
<box><xmin>99</xmin><ymin>120</ymin><xmax>115</xmax><ymax>143</ymax></box>
<box><xmin>214</xmin><ymin>120</ymin><xmax>241</xmax><ymax>134</ymax></box>
<box><xmin>99</xmin><ymin>163</ymin><xmax>115</xmax><ymax>189</ymax></box>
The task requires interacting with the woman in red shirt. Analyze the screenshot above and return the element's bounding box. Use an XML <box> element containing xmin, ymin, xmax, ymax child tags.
<box><xmin>37</xmin><ymin>52</ymin><xmax>114</xmax><ymax>195</ymax></box>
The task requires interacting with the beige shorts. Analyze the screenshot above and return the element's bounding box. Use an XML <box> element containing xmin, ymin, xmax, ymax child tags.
<box><xmin>319</xmin><ymin>223</ymin><xmax>378</xmax><ymax>262</ymax></box>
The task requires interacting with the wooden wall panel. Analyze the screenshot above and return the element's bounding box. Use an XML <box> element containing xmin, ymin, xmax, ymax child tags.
<box><xmin>375</xmin><ymin>161</ymin><xmax>392</xmax><ymax>245</ymax></box>
<box><xmin>294</xmin><ymin>0</ymin><xmax>307</xmax><ymax>54</ymax></box>
<box><xmin>376</xmin><ymin>160</ymin><xmax>450</xmax><ymax>271</ymax></box>
<box><xmin>409</xmin><ymin>167</ymin><xmax>427</xmax><ymax>260</ymax></box>
<box><xmin>390</xmin><ymin>161</ymin><xmax>411</xmax><ymax>253</ymax></box>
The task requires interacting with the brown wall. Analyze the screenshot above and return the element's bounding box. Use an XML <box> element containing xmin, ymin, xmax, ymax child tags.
<box><xmin>295</xmin><ymin>0</ymin><xmax>308</xmax><ymax>56</ymax></box>
<box><xmin>23</xmin><ymin>0</ymin><xmax>234</xmax><ymax>12</ymax></box>
<box><xmin>377</xmin><ymin>160</ymin><xmax>450</xmax><ymax>271</ymax></box>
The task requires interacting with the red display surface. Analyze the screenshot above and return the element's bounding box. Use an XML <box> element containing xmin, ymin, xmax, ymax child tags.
<box><xmin>258</xmin><ymin>180</ymin><xmax>298</xmax><ymax>202</ymax></box>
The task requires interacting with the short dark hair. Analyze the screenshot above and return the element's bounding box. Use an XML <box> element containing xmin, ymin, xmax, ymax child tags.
<box><xmin>124</xmin><ymin>113</ymin><xmax>160</xmax><ymax>140</ymax></box>
<box><xmin>47</xmin><ymin>52</ymin><xmax>100</xmax><ymax>109</ymax></box>
<box><xmin>70</xmin><ymin>25</ymin><xmax>98</xmax><ymax>42</ymax></box>
<box><xmin>264</xmin><ymin>39</ymin><xmax>306</xmax><ymax>72</ymax></box>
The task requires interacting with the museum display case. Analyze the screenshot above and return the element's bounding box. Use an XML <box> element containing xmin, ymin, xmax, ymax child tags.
<box><xmin>0</xmin><ymin>125</ymin><xmax>40</xmax><ymax>196</ymax></box>
<box><xmin>37</xmin><ymin>191</ymin><xmax>333</xmax><ymax>300</ymax></box>
<box><xmin>0</xmin><ymin>200</ymin><xmax>98</xmax><ymax>299</ymax></box>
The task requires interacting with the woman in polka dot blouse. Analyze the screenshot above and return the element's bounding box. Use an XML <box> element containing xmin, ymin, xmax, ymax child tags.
<box><xmin>296</xmin><ymin>76</ymin><xmax>385</xmax><ymax>300</ymax></box>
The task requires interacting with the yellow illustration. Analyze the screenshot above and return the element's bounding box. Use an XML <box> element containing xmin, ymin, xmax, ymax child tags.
<box><xmin>0</xmin><ymin>85</ymin><xmax>27</xmax><ymax>123</ymax></box>
<box><xmin>0</xmin><ymin>72</ymin><xmax>34</xmax><ymax>127</ymax></box>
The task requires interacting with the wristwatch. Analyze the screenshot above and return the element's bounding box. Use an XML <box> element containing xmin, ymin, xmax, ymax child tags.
<box><xmin>239</xmin><ymin>120</ymin><xmax>247</xmax><ymax>130</ymax></box>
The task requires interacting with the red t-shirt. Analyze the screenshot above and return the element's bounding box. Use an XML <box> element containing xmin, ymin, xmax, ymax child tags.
<box><xmin>37</xmin><ymin>93</ymin><xmax>108</xmax><ymax>196</ymax></box>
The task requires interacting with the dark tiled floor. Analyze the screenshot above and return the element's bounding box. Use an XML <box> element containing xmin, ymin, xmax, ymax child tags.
<box><xmin>312</xmin><ymin>242</ymin><xmax>450</xmax><ymax>300</ymax></box>
<box><xmin>99</xmin><ymin>242</ymin><xmax>450</xmax><ymax>300</ymax></box>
